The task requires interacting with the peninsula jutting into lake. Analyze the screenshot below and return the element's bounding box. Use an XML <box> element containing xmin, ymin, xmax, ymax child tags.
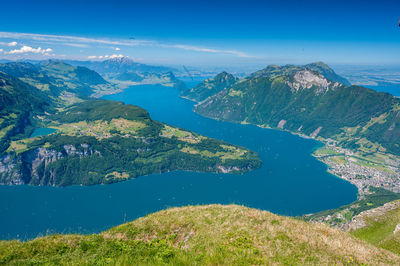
<box><xmin>1</xmin><ymin>0</ymin><xmax>400</xmax><ymax>263</ymax></box>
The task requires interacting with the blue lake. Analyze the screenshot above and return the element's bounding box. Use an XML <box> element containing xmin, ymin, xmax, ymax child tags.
<box><xmin>0</xmin><ymin>84</ymin><xmax>357</xmax><ymax>240</ymax></box>
<box><xmin>367</xmin><ymin>84</ymin><xmax>400</xmax><ymax>97</ymax></box>
<box><xmin>30</xmin><ymin>128</ymin><xmax>57</xmax><ymax>138</ymax></box>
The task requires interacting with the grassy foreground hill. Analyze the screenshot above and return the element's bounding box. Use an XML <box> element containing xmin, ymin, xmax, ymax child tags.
<box><xmin>1</xmin><ymin>204</ymin><xmax>399</xmax><ymax>265</ymax></box>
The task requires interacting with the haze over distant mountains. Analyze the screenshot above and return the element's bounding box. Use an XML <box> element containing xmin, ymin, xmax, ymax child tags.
<box><xmin>65</xmin><ymin>57</ymin><xmax>177</xmax><ymax>77</ymax></box>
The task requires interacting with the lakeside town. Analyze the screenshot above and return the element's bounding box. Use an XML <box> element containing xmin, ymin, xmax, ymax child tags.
<box><xmin>313</xmin><ymin>138</ymin><xmax>400</xmax><ymax>197</ymax></box>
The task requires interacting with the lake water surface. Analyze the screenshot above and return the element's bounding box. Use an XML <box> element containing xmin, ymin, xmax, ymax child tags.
<box><xmin>0</xmin><ymin>84</ymin><xmax>357</xmax><ymax>240</ymax></box>
<box><xmin>30</xmin><ymin>128</ymin><xmax>57</xmax><ymax>138</ymax></box>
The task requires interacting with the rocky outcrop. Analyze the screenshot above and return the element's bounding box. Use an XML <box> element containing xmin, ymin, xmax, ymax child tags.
<box><xmin>0</xmin><ymin>154</ymin><xmax>24</xmax><ymax>185</ymax></box>
<box><xmin>0</xmin><ymin>144</ymin><xmax>99</xmax><ymax>186</ymax></box>
<box><xmin>286</xmin><ymin>70</ymin><xmax>340</xmax><ymax>95</ymax></box>
<box><xmin>217</xmin><ymin>165</ymin><xmax>241</xmax><ymax>173</ymax></box>
<box><xmin>348</xmin><ymin>200</ymin><xmax>400</xmax><ymax>231</ymax></box>
<box><xmin>21</xmin><ymin>147</ymin><xmax>64</xmax><ymax>185</ymax></box>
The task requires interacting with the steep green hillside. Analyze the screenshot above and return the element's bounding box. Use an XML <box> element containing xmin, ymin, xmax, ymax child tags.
<box><xmin>0</xmin><ymin>72</ymin><xmax>51</xmax><ymax>153</ymax></box>
<box><xmin>350</xmin><ymin>199</ymin><xmax>400</xmax><ymax>255</ymax></box>
<box><xmin>1</xmin><ymin>205</ymin><xmax>398</xmax><ymax>265</ymax></box>
<box><xmin>181</xmin><ymin>71</ymin><xmax>238</xmax><ymax>102</ymax></box>
<box><xmin>0</xmin><ymin>100</ymin><xmax>260</xmax><ymax>186</ymax></box>
<box><xmin>194</xmin><ymin>63</ymin><xmax>400</xmax><ymax>156</ymax></box>
<box><xmin>0</xmin><ymin>60</ymin><xmax>117</xmax><ymax>103</ymax></box>
<box><xmin>0</xmin><ymin>60</ymin><xmax>120</xmax><ymax>155</ymax></box>
<box><xmin>305</xmin><ymin>187</ymin><xmax>400</xmax><ymax>228</ymax></box>
<box><xmin>0</xmin><ymin>62</ymin><xmax>260</xmax><ymax>186</ymax></box>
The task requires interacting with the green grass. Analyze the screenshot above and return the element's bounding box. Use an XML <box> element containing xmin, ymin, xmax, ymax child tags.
<box><xmin>1</xmin><ymin>100</ymin><xmax>261</xmax><ymax>187</ymax></box>
<box><xmin>329</xmin><ymin>155</ymin><xmax>346</xmax><ymax>164</ymax></box>
<box><xmin>228</xmin><ymin>89</ymin><xmax>243</xmax><ymax>97</ymax></box>
<box><xmin>6</xmin><ymin>138</ymin><xmax>37</xmax><ymax>154</ymax></box>
<box><xmin>351</xmin><ymin>200</ymin><xmax>400</xmax><ymax>255</ymax></box>
<box><xmin>0</xmin><ymin>125</ymin><xmax>13</xmax><ymax>139</ymax></box>
<box><xmin>51</xmin><ymin>118</ymin><xmax>147</xmax><ymax>139</ymax></box>
<box><xmin>305</xmin><ymin>187</ymin><xmax>400</xmax><ymax>226</ymax></box>
<box><xmin>161</xmin><ymin>125</ymin><xmax>206</xmax><ymax>144</ymax></box>
<box><xmin>313</xmin><ymin>146</ymin><xmax>342</xmax><ymax>157</ymax></box>
<box><xmin>1</xmin><ymin>205</ymin><xmax>399</xmax><ymax>265</ymax></box>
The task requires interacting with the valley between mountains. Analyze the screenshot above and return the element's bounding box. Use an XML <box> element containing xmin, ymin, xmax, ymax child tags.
<box><xmin>1</xmin><ymin>57</ymin><xmax>399</xmax><ymax>231</ymax></box>
<box><xmin>0</xmin><ymin>59</ymin><xmax>260</xmax><ymax>186</ymax></box>
<box><xmin>1</xmin><ymin>57</ymin><xmax>400</xmax><ymax>262</ymax></box>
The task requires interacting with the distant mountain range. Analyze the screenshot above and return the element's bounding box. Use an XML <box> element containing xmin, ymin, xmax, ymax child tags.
<box><xmin>183</xmin><ymin>62</ymin><xmax>400</xmax><ymax>156</ymax></box>
<box><xmin>0</xmin><ymin>60</ymin><xmax>114</xmax><ymax>101</ymax></box>
<box><xmin>65</xmin><ymin>57</ymin><xmax>186</xmax><ymax>89</ymax></box>
<box><xmin>66</xmin><ymin>57</ymin><xmax>177</xmax><ymax>77</ymax></box>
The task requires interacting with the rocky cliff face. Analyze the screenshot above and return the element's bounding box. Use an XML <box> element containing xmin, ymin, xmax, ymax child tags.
<box><xmin>287</xmin><ymin>70</ymin><xmax>341</xmax><ymax>94</ymax></box>
<box><xmin>0</xmin><ymin>144</ymin><xmax>99</xmax><ymax>186</ymax></box>
<box><xmin>0</xmin><ymin>155</ymin><xmax>24</xmax><ymax>185</ymax></box>
<box><xmin>22</xmin><ymin>147</ymin><xmax>64</xmax><ymax>185</ymax></box>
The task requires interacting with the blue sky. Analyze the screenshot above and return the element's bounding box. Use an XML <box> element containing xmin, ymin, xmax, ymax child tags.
<box><xmin>0</xmin><ymin>0</ymin><xmax>399</xmax><ymax>67</ymax></box>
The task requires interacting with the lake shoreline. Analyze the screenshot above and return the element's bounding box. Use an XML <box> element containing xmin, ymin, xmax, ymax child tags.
<box><xmin>0</xmin><ymin>84</ymin><xmax>357</xmax><ymax>240</ymax></box>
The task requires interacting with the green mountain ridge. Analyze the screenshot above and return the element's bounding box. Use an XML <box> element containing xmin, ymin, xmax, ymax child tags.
<box><xmin>180</xmin><ymin>71</ymin><xmax>238</xmax><ymax>102</ymax></box>
<box><xmin>0</xmin><ymin>72</ymin><xmax>51</xmax><ymax>153</ymax></box>
<box><xmin>192</xmin><ymin>63</ymin><xmax>400</xmax><ymax>156</ymax></box>
<box><xmin>249</xmin><ymin>62</ymin><xmax>351</xmax><ymax>86</ymax></box>
<box><xmin>0</xmin><ymin>62</ymin><xmax>260</xmax><ymax>187</ymax></box>
<box><xmin>0</xmin><ymin>60</ymin><xmax>116</xmax><ymax>102</ymax></box>
<box><xmin>66</xmin><ymin>57</ymin><xmax>177</xmax><ymax>77</ymax></box>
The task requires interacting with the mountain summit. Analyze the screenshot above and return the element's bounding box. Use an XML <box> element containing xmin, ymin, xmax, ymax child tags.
<box><xmin>250</xmin><ymin>62</ymin><xmax>350</xmax><ymax>86</ymax></box>
<box><xmin>192</xmin><ymin>63</ymin><xmax>400</xmax><ymax>156</ymax></box>
<box><xmin>180</xmin><ymin>71</ymin><xmax>238</xmax><ymax>102</ymax></box>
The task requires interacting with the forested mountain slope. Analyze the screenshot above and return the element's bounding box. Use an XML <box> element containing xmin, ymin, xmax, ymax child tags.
<box><xmin>0</xmin><ymin>63</ymin><xmax>260</xmax><ymax>187</ymax></box>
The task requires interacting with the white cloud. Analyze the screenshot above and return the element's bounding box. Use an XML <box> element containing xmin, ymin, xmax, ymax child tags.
<box><xmin>0</xmin><ymin>48</ymin><xmax>3</xmax><ymax>53</ymax></box>
<box><xmin>8</xmin><ymin>41</ymin><xmax>17</xmax><ymax>47</ymax></box>
<box><xmin>161</xmin><ymin>44</ymin><xmax>252</xmax><ymax>58</ymax></box>
<box><xmin>62</xmin><ymin>43</ymin><xmax>89</xmax><ymax>48</ymax></box>
<box><xmin>0</xmin><ymin>31</ymin><xmax>151</xmax><ymax>47</ymax></box>
<box><xmin>6</xmin><ymin>45</ymin><xmax>53</xmax><ymax>55</ymax></box>
<box><xmin>88</xmin><ymin>54</ymin><xmax>125</xmax><ymax>60</ymax></box>
<box><xmin>109</xmin><ymin>54</ymin><xmax>124</xmax><ymax>59</ymax></box>
<box><xmin>0</xmin><ymin>31</ymin><xmax>252</xmax><ymax>58</ymax></box>
<box><xmin>115</xmin><ymin>47</ymin><xmax>120</xmax><ymax>51</ymax></box>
